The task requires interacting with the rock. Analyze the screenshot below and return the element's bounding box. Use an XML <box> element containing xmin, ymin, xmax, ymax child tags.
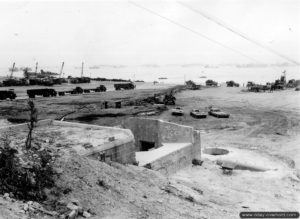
<box><xmin>54</xmin><ymin>167</ymin><xmax>64</xmax><ymax>174</ymax></box>
<box><xmin>77</xmin><ymin>206</ymin><xmax>83</xmax><ymax>215</ymax></box>
<box><xmin>70</xmin><ymin>198</ymin><xmax>81</xmax><ymax>206</ymax></box>
<box><xmin>3</xmin><ymin>193</ymin><xmax>9</xmax><ymax>199</ymax></box>
<box><xmin>67</xmin><ymin>203</ymin><xmax>79</xmax><ymax>211</ymax></box>
<box><xmin>27</xmin><ymin>201</ymin><xmax>33</xmax><ymax>205</ymax></box>
<box><xmin>59</xmin><ymin>214</ymin><xmax>66</xmax><ymax>219</ymax></box>
<box><xmin>68</xmin><ymin>210</ymin><xmax>77</xmax><ymax>219</ymax></box>
<box><xmin>83</xmin><ymin>143</ymin><xmax>93</xmax><ymax>149</ymax></box>
<box><xmin>23</xmin><ymin>204</ymin><xmax>29</xmax><ymax>211</ymax></box>
<box><xmin>108</xmin><ymin>137</ymin><xmax>115</xmax><ymax>142</ymax></box>
<box><xmin>192</xmin><ymin>159</ymin><xmax>203</xmax><ymax>166</ymax></box>
<box><xmin>32</xmin><ymin>144</ymin><xmax>41</xmax><ymax>150</ymax></box>
<box><xmin>87</xmin><ymin>209</ymin><xmax>96</xmax><ymax>215</ymax></box>
<box><xmin>83</xmin><ymin>211</ymin><xmax>92</xmax><ymax>218</ymax></box>
<box><xmin>31</xmin><ymin>201</ymin><xmax>42</xmax><ymax>209</ymax></box>
<box><xmin>19</xmin><ymin>210</ymin><xmax>26</xmax><ymax>214</ymax></box>
<box><xmin>57</xmin><ymin>200</ymin><xmax>68</xmax><ymax>206</ymax></box>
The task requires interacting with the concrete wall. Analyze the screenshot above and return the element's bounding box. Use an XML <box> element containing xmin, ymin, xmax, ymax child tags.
<box><xmin>124</xmin><ymin>117</ymin><xmax>201</xmax><ymax>175</ymax></box>
<box><xmin>160</xmin><ymin>121</ymin><xmax>194</xmax><ymax>143</ymax></box>
<box><xmin>148</xmin><ymin>143</ymin><xmax>194</xmax><ymax>175</ymax></box>
<box><xmin>88</xmin><ymin>141</ymin><xmax>136</xmax><ymax>164</ymax></box>
<box><xmin>124</xmin><ymin>118</ymin><xmax>200</xmax><ymax>153</ymax></box>
<box><xmin>123</xmin><ymin>118</ymin><xmax>162</xmax><ymax>151</ymax></box>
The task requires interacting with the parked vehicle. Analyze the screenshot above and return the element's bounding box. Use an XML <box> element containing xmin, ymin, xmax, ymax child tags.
<box><xmin>190</xmin><ymin>109</ymin><xmax>207</xmax><ymax>118</ymax></box>
<box><xmin>27</xmin><ymin>89</ymin><xmax>57</xmax><ymax>98</ymax></box>
<box><xmin>226</xmin><ymin>80</ymin><xmax>239</xmax><ymax>87</ymax></box>
<box><xmin>186</xmin><ymin>80</ymin><xmax>201</xmax><ymax>90</ymax></box>
<box><xmin>71</xmin><ymin>87</ymin><xmax>84</xmax><ymax>94</ymax></box>
<box><xmin>208</xmin><ymin>107</ymin><xmax>230</xmax><ymax>118</ymax></box>
<box><xmin>95</xmin><ymin>85</ymin><xmax>107</xmax><ymax>92</ymax></box>
<box><xmin>0</xmin><ymin>90</ymin><xmax>17</xmax><ymax>100</ymax></box>
<box><xmin>114</xmin><ymin>83</ymin><xmax>135</xmax><ymax>90</ymax></box>
<box><xmin>171</xmin><ymin>107</ymin><xmax>184</xmax><ymax>116</ymax></box>
<box><xmin>205</xmin><ymin>79</ymin><xmax>218</xmax><ymax>87</ymax></box>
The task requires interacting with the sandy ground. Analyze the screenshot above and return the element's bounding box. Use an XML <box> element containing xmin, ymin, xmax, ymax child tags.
<box><xmin>157</xmin><ymin>86</ymin><xmax>300</xmax><ymax>217</ymax></box>
<box><xmin>0</xmin><ymin>85</ymin><xmax>299</xmax><ymax>218</ymax></box>
<box><xmin>157</xmin><ymin>86</ymin><xmax>300</xmax><ymax>169</ymax></box>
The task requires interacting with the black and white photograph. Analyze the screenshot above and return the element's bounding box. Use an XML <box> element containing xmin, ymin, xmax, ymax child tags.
<box><xmin>0</xmin><ymin>0</ymin><xmax>299</xmax><ymax>218</ymax></box>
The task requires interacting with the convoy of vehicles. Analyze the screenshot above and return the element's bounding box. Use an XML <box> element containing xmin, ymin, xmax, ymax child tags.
<box><xmin>24</xmin><ymin>85</ymin><xmax>108</xmax><ymax>98</ymax></box>
<box><xmin>172</xmin><ymin>106</ymin><xmax>229</xmax><ymax>119</ymax></box>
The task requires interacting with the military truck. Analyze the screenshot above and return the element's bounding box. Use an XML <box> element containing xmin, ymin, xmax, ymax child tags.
<box><xmin>0</xmin><ymin>90</ymin><xmax>17</xmax><ymax>100</ymax></box>
<box><xmin>186</xmin><ymin>80</ymin><xmax>201</xmax><ymax>90</ymax></box>
<box><xmin>226</xmin><ymin>81</ymin><xmax>239</xmax><ymax>87</ymax></box>
<box><xmin>205</xmin><ymin>80</ymin><xmax>218</xmax><ymax>87</ymax></box>
<box><xmin>94</xmin><ymin>85</ymin><xmax>107</xmax><ymax>92</ymax></box>
<box><xmin>114</xmin><ymin>83</ymin><xmax>135</xmax><ymax>90</ymax></box>
<box><xmin>71</xmin><ymin>87</ymin><xmax>84</xmax><ymax>94</ymax></box>
<box><xmin>27</xmin><ymin>89</ymin><xmax>57</xmax><ymax>98</ymax></box>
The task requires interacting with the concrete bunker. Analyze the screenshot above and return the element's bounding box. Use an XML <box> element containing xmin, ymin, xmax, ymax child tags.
<box><xmin>124</xmin><ymin>117</ymin><xmax>201</xmax><ymax>175</ymax></box>
<box><xmin>0</xmin><ymin>119</ymin><xmax>136</xmax><ymax>165</ymax></box>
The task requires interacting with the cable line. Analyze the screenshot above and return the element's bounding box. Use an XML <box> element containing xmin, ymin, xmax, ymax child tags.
<box><xmin>178</xmin><ymin>2</ymin><xmax>299</xmax><ymax>65</ymax></box>
<box><xmin>129</xmin><ymin>1</ymin><xmax>261</xmax><ymax>63</ymax></box>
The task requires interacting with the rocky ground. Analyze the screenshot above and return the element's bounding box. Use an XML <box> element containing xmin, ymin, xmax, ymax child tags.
<box><xmin>0</xmin><ymin>85</ymin><xmax>299</xmax><ymax>218</ymax></box>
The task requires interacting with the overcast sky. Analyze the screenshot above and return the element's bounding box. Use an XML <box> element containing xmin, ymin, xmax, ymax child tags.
<box><xmin>0</xmin><ymin>0</ymin><xmax>299</xmax><ymax>71</ymax></box>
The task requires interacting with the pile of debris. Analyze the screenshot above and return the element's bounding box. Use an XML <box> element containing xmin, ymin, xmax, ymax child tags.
<box><xmin>1</xmin><ymin>193</ymin><xmax>92</xmax><ymax>218</ymax></box>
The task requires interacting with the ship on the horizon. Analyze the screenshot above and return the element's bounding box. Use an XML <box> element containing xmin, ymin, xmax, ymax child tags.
<box><xmin>158</xmin><ymin>77</ymin><xmax>168</xmax><ymax>80</ymax></box>
<box><xmin>199</xmin><ymin>76</ymin><xmax>207</xmax><ymax>78</ymax></box>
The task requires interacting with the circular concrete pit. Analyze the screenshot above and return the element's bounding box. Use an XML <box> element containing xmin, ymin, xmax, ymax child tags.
<box><xmin>202</xmin><ymin>147</ymin><xmax>290</xmax><ymax>177</ymax></box>
<box><xmin>203</xmin><ymin>147</ymin><xmax>229</xmax><ymax>156</ymax></box>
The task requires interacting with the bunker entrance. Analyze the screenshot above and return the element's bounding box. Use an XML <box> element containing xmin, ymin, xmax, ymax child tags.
<box><xmin>140</xmin><ymin>141</ymin><xmax>155</xmax><ymax>151</ymax></box>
